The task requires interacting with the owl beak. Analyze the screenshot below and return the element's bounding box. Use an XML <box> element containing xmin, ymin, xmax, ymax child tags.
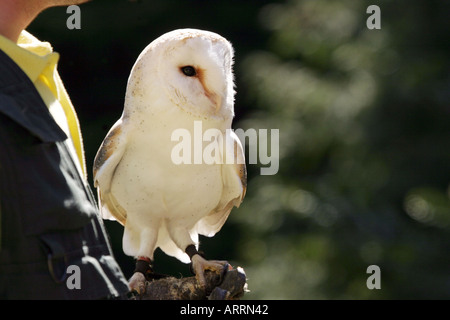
<box><xmin>197</xmin><ymin>69</ymin><xmax>221</xmax><ymax>113</ymax></box>
<box><xmin>212</xmin><ymin>94</ymin><xmax>222</xmax><ymax>113</ymax></box>
<box><xmin>203</xmin><ymin>90</ymin><xmax>221</xmax><ymax>113</ymax></box>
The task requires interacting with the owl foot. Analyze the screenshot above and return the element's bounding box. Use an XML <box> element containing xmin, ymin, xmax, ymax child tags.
<box><xmin>191</xmin><ymin>255</ymin><xmax>229</xmax><ymax>288</ymax></box>
<box><xmin>186</xmin><ymin>245</ymin><xmax>229</xmax><ymax>288</ymax></box>
<box><xmin>129</xmin><ymin>271</ymin><xmax>147</xmax><ymax>295</ymax></box>
<box><xmin>129</xmin><ymin>256</ymin><xmax>169</xmax><ymax>294</ymax></box>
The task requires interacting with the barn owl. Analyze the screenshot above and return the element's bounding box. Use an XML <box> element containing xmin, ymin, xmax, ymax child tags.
<box><xmin>93</xmin><ymin>29</ymin><xmax>246</xmax><ymax>292</ymax></box>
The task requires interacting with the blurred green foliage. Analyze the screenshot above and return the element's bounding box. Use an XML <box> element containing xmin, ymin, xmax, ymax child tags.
<box><xmin>29</xmin><ymin>0</ymin><xmax>449</xmax><ymax>299</ymax></box>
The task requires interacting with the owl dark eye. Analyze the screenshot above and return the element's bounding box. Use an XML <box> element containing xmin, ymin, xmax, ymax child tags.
<box><xmin>181</xmin><ymin>66</ymin><xmax>197</xmax><ymax>77</ymax></box>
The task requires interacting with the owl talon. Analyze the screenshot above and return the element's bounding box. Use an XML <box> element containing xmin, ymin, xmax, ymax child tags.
<box><xmin>191</xmin><ymin>254</ymin><xmax>229</xmax><ymax>288</ymax></box>
<box><xmin>128</xmin><ymin>272</ymin><xmax>146</xmax><ymax>295</ymax></box>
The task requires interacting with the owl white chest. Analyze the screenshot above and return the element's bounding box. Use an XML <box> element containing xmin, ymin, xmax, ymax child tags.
<box><xmin>110</xmin><ymin>107</ymin><xmax>224</xmax><ymax>221</ymax></box>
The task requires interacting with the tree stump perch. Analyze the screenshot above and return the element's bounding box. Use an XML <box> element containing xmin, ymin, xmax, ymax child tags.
<box><xmin>131</xmin><ymin>265</ymin><xmax>248</xmax><ymax>300</ymax></box>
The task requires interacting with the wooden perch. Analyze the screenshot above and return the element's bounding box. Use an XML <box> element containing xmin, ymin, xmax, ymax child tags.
<box><xmin>131</xmin><ymin>265</ymin><xmax>248</xmax><ymax>300</ymax></box>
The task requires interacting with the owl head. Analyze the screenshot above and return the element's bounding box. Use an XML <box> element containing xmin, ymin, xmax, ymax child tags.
<box><xmin>125</xmin><ymin>29</ymin><xmax>235</xmax><ymax>121</ymax></box>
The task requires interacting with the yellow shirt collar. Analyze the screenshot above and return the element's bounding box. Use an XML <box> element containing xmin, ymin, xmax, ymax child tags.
<box><xmin>0</xmin><ymin>31</ymin><xmax>87</xmax><ymax>179</ymax></box>
<box><xmin>0</xmin><ymin>30</ymin><xmax>60</xmax><ymax>85</ymax></box>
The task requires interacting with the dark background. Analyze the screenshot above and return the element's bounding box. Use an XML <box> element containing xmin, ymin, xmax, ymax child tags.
<box><xmin>28</xmin><ymin>0</ymin><xmax>449</xmax><ymax>299</ymax></box>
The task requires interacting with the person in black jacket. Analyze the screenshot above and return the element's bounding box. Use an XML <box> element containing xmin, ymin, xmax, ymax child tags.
<box><xmin>0</xmin><ymin>0</ymin><xmax>130</xmax><ymax>299</ymax></box>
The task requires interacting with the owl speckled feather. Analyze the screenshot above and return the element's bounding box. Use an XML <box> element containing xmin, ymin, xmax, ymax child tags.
<box><xmin>93</xmin><ymin>29</ymin><xmax>246</xmax><ymax>292</ymax></box>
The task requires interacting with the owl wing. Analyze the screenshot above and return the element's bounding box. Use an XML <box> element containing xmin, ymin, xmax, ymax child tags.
<box><xmin>93</xmin><ymin>118</ymin><xmax>129</xmax><ymax>225</ymax></box>
<box><xmin>195</xmin><ymin>130</ymin><xmax>247</xmax><ymax>236</ymax></box>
